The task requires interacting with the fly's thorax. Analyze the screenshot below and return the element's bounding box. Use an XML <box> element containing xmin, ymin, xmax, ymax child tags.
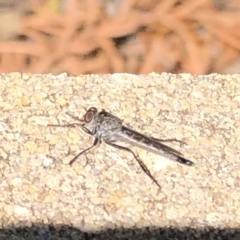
<box><xmin>97</xmin><ymin>116</ymin><xmax>122</xmax><ymax>133</ymax></box>
<box><xmin>93</xmin><ymin>115</ymin><xmax>122</xmax><ymax>141</ymax></box>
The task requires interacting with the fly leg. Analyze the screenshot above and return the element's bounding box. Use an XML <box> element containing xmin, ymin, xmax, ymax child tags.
<box><xmin>48</xmin><ymin>123</ymin><xmax>82</xmax><ymax>128</ymax></box>
<box><xmin>69</xmin><ymin>137</ymin><xmax>100</xmax><ymax>166</ymax></box>
<box><xmin>48</xmin><ymin>122</ymin><xmax>94</xmax><ymax>135</ymax></box>
<box><xmin>105</xmin><ymin>141</ymin><xmax>161</xmax><ymax>190</ymax></box>
<box><xmin>48</xmin><ymin>117</ymin><xmax>97</xmax><ymax>166</ymax></box>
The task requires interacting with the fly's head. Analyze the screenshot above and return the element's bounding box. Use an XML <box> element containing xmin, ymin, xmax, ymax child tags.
<box><xmin>80</xmin><ymin>107</ymin><xmax>99</xmax><ymax>133</ymax></box>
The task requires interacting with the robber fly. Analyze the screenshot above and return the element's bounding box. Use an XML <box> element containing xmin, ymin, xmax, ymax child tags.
<box><xmin>48</xmin><ymin>107</ymin><xmax>194</xmax><ymax>189</ymax></box>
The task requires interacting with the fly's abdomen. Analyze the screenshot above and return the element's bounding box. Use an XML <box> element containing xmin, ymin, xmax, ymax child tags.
<box><xmin>176</xmin><ymin>156</ymin><xmax>194</xmax><ymax>166</ymax></box>
<box><xmin>119</xmin><ymin>126</ymin><xmax>194</xmax><ymax>166</ymax></box>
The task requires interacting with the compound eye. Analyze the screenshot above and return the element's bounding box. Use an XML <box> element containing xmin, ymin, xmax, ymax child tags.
<box><xmin>84</xmin><ymin>107</ymin><xmax>97</xmax><ymax>123</ymax></box>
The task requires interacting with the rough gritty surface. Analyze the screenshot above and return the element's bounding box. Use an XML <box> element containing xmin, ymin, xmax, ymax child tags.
<box><xmin>0</xmin><ymin>72</ymin><xmax>240</xmax><ymax>239</ymax></box>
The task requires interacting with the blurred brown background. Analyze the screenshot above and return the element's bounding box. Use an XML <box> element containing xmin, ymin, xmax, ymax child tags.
<box><xmin>0</xmin><ymin>0</ymin><xmax>240</xmax><ymax>74</ymax></box>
